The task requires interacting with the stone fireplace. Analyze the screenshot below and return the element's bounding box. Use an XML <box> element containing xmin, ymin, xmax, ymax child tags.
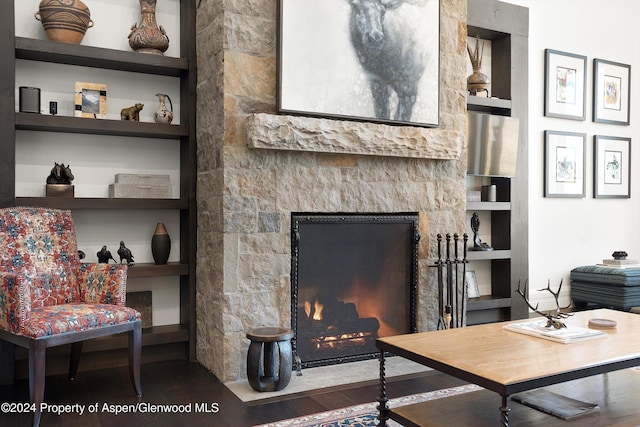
<box><xmin>195</xmin><ymin>0</ymin><xmax>468</xmax><ymax>382</ymax></box>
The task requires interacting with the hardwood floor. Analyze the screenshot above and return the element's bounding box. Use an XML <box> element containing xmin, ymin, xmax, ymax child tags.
<box><xmin>0</xmin><ymin>359</ymin><xmax>466</xmax><ymax>427</ymax></box>
<box><xmin>1</xmin><ymin>359</ymin><xmax>638</xmax><ymax>426</ymax></box>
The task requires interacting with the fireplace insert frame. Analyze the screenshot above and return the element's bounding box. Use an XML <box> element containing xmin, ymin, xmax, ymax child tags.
<box><xmin>291</xmin><ymin>213</ymin><xmax>419</xmax><ymax>369</ymax></box>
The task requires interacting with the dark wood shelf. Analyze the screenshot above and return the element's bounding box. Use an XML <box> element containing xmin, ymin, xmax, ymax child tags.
<box><xmin>16</xmin><ymin>113</ymin><xmax>187</xmax><ymax>139</ymax></box>
<box><xmin>467</xmin><ymin>295</ymin><xmax>512</xmax><ymax>312</ymax></box>
<box><xmin>467</xmin><ymin>95</ymin><xmax>512</xmax><ymax>113</ymax></box>
<box><xmin>466</xmin><ymin>201</ymin><xmax>511</xmax><ymax>211</ymax></box>
<box><xmin>15</xmin><ymin>37</ymin><xmax>188</xmax><ymax>76</ymax></box>
<box><xmin>16</xmin><ymin>197</ymin><xmax>187</xmax><ymax>210</ymax></box>
<box><xmin>466</xmin><ymin>249</ymin><xmax>511</xmax><ymax>261</ymax></box>
<box><xmin>126</xmin><ymin>262</ymin><xmax>189</xmax><ymax>278</ymax></box>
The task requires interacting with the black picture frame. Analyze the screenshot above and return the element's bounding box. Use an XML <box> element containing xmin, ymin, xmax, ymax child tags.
<box><xmin>544</xmin><ymin>49</ymin><xmax>587</xmax><ymax>120</ymax></box>
<box><xmin>594</xmin><ymin>135</ymin><xmax>631</xmax><ymax>198</ymax></box>
<box><xmin>277</xmin><ymin>0</ymin><xmax>440</xmax><ymax>128</ymax></box>
<box><xmin>593</xmin><ymin>59</ymin><xmax>631</xmax><ymax>125</ymax></box>
<box><xmin>544</xmin><ymin>130</ymin><xmax>586</xmax><ymax>198</ymax></box>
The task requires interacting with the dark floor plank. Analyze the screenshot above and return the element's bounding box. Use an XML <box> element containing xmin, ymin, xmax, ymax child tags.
<box><xmin>2</xmin><ymin>359</ymin><xmax>637</xmax><ymax>426</ymax></box>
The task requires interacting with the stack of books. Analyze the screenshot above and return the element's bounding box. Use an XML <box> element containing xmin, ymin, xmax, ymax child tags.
<box><xmin>503</xmin><ymin>320</ymin><xmax>607</xmax><ymax>344</ymax></box>
<box><xmin>597</xmin><ymin>258</ymin><xmax>640</xmax><ymax>269</ymax></box>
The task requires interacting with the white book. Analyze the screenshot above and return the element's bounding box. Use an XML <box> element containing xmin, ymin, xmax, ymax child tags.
<box><xmin>503</xmin><ymin>320</ymin><xmax>607</xmax><ymax>344</ymax></box>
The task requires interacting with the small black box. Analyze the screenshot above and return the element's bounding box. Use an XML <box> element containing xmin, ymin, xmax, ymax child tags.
<box><xmin>19</xmin><ymin>87</ymin><xmax>41</xmax><ymax>114</ymax></box>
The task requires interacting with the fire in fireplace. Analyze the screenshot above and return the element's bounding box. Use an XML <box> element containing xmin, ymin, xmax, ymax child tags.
<box><xmin>291</xmin><ymin>213</ymin><xmax>419</xmax><ymax>368</ymax></box>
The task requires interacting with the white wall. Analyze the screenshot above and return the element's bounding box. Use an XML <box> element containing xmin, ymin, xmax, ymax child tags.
<box><xmin>503</xmin><ymin>0</ymin><xmax>640</xmax><ymax>309</ymax></box>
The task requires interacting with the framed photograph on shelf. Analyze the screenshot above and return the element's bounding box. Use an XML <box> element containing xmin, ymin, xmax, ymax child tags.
<box><xmin>74</xmin><ymin>82</ymin><xmax>107</xmax><ymax>119</ymax></box>
<box><xmin>544</xmin><ymin>49</ymin><xmax>587</xmax><ymax>120</ymax></box>
<box><xmin>544</xmin><ymin>130</ymin><xmax>586</xmax><ymax>198</ymax></box>
<box><xmin>593</xmin><ymin>59</ymin><xmax>631</xmax><ymax>125</ymax></box>
<box><xmin>277</xmin><ymin>0</ymin><xmax>440</xmax><ymax>127</ymax></box>
<box><xmin>594</xmin><ymin>135</ymin><xmax>631</xmax><ymax>198</ymax></box>
<box><xmin>465</xmin><ymin>271</ymin><xmax>480</xmax><ymax>299</ymax></box>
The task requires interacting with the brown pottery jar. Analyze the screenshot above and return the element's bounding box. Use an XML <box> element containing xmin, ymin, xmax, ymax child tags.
<box><xmin>35</xmin><ymin>0</ymin><xmax>93</xmax><ymax>45</ymax></box>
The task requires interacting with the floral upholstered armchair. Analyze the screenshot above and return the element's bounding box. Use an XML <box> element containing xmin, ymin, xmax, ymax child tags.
<box><xmin>0</xmin><ymin>207</ymin><xmax>142</xmax><ymax>427</ymax></box>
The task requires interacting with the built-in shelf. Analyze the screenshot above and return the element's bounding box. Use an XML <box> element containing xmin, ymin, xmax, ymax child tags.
<box><xmin>466</xmin><ymin>201</ymin><xmax>511</xmax><ymax>211</ymax></box>
<box><xmin>126</xmin><ymin>262</ymin><xmax>189</xmax><ymax>278</ymax></box>
<box><xmin>16</xmin><ymin>197</ymin><xmax>187</xmax><ymax>210</ymax></box>
<box><xmin>15</xmin><ymin>37</ymin><xmax>188</xmax><ymax>76</ymax></box>
<box><xmin>466</xmin><ymin>95</ymin><xmax>512</xmax><ymax>112</ymax></box>
<box><xmin>16</xmin><ymin>113</ymin><xmax>188</xmax><ymax>139</ymax></box>
<box><xmin>3</xmin><ymin>0</ymin><xmax>199</xmax><ymax>373</ymax></box>
<box><xmin>466</xmin><ymin>249</ymin><xmax>511</xmax><ymax>261</ymax></box>
<box><xmin>467</xmin><ymin>295</ymin><xmax>512</xmax><ymax>311</ymax></box>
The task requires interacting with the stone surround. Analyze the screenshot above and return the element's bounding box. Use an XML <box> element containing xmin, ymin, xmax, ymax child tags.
<box><xmin>196</xmin><ymin>0</ymin><xmax>468</xmax><ymax>382</ymax></box>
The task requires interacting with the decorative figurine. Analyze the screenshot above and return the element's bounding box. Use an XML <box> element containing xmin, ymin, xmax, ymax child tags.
<box><xmin>46</xmin><ymin>162</ymin><xmax>74</xmax><ymax>185</ymax></box>
<box><xmin>470</xmin><ymin>212</ymin><xmax>493</xmax><ymax>251</ymax></box>
<box><xmin>516</xmin><ymin>279</ymin><xmax>573</xmax><ymax>329</ymax></box>
<box><xmin>117</xmin><ymin>241</ymin><xmax>135</xmax><ymax>265</ymax></box>
<box><xmin>45</xmin><ymin>162</ymin><xmax>75</xmax><ymax>198</ymax></box>
<box><xmin>612</xmin><ymin>251</ymin><xmax>628</xmax><ymax>260</ymax></box>
<box><xmin>97</xmin><ymin>245</ymin><xmax>117</xmax><ymax>264</ymax></box>
<box><xmin>120</xmin><ymin>103</ymin><xmax>144</xmax><ymax>121</ymax></box>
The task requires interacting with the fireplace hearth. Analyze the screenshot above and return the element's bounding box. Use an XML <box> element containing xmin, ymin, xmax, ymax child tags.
<box><xmin>291</xmin><ymin>213</ymin><xmax>419</xmax><ymax>368</ymax></box>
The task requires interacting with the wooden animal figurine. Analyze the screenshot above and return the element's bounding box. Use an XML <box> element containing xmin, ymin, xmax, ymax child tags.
<box><xmin>120</xmin><ymin>103</ymin><xmax>144</xmax><ymax>121</ymax></box>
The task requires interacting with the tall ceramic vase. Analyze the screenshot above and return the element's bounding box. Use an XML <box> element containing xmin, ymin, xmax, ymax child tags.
<box><xmin>128</xmin><ymin>0</ymin><xmax>169</xmax><ymax>55</ymax></box>
<box><xmin>151</xmin><ymin>223</ymin><xmax>171</xmax><ymax>265</ymax></box>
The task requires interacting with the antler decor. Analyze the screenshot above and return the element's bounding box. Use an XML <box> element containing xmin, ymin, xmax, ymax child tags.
<box><xmin>516</xmin><ymin>279</ymin><xmax>573</xmax><ymax>329</ymax></box>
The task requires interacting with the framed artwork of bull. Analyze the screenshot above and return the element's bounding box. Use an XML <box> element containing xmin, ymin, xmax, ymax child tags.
<box><xmin>277</xmin><ymin>0</ymin><xmax>440</xmax><ymax>128</ymax></box>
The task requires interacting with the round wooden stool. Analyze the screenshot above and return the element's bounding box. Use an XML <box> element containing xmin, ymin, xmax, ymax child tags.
<box><xmin>246</xmin><ymin>327</ymin><xmax>294</xmax><ymax>392</ymax></box>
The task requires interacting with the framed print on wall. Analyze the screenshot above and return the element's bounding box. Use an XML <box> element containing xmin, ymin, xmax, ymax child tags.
<box><xmin>593</xmin><ymin>59</ymin><xmax>631</xmax><ymax>125</ymax></box>
<box><xmin>74</xmin><ymin>82</ymin><xmax>107</xmax><ymax>119</ymax></box>
<box><xmin>277</xmin><ymin>0</ymin><xmax>440</xmax><ymax>128</ymax></box>
<box><xmin>544</xmin><ymin>130</ymin><xmax>586</xmax><ymax>198</ymax></box>
<box><xmin>594</xmin><ymin>135</ymin><xmax>631</xmax><ymax>198</ymax></box>
<box><xmin>544</xmin><ymin>49</ymin><xmax>587</xmax><ymax>120</ymax></box>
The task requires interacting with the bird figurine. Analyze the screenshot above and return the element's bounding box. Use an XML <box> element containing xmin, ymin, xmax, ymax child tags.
<box><xmin>117</xmin><ymin>241</ymin><xmax>135</xmax><ymax>265</ymax></box>
<box><xmin>97</xmin><ymin>245</ymin><xmax>117</xmax><ymax>264</ymax></box>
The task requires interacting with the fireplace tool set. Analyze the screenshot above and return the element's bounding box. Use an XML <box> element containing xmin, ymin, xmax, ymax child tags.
<box><xmin>432</xmin><ymin>233</ymin><xmax>468</xmax><ymax>329</ymax></box>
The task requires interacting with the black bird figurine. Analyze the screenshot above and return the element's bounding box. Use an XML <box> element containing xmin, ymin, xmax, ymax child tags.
<box><xmin>118</xmin><ymin>241</ymin><xmax>135</xmax><ymax>265</ymax></box>
<box><xmin>97</xmin><ymin>245</ymin><xmax>117</xmax><ymax>264</ymax></box>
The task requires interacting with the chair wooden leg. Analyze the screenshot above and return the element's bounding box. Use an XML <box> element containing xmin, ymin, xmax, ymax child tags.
<box><xmin>29</xmin><ymin>340</ymin><xmax>46</xmax><ymax>427</ymax></box>
<box><xmin>128</xmin><ymin>321</ymin><xmax>142</xmax><ymax>397</ymax></box>
<box><xmin>68</xmin><ymin>341</ymin><xmax>83</xmax><ymax>380</ymax></box>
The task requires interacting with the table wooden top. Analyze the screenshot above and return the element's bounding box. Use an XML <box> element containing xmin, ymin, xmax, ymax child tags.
<box><xmin>377</xmin><ymin>309</ymin><xmax>640</xmax><ymax>395</ymax></box>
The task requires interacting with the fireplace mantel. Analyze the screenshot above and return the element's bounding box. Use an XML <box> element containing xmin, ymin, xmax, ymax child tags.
<box><xmin>246</xmin><ymin>113</ymin><xmax>463</xmax><ymax>160</ymax></box>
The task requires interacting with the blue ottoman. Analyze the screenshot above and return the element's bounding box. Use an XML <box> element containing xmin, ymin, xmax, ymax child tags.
<box><xmin>570</xmin><ymin>265</ymin><xmax>640</xmax><ymax>311</ymax></box>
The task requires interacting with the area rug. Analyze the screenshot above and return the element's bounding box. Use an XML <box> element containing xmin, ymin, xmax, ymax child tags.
<box><xmin>253</xmin><ymin>383</ymin><xmax>482</xmax><ymax>427</ymax></box>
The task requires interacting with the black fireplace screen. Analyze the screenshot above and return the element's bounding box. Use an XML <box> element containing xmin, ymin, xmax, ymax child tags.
<box><xmin>291</xmin><ymin>213</ymin><xmax>419</xmax><ymax>368</ymax></box>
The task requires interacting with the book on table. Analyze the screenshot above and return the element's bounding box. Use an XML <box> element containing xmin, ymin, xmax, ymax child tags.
<box><xmin>503</xmin><ymin>320</ymin><xmax>607</xmax><ymax>344</ymax></box>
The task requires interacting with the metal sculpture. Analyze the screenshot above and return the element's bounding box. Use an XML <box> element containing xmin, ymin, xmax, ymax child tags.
<box><xmin>516</xmin><ymin>279</ymin><xmax>573</xmax><ymax>329</ymax></box>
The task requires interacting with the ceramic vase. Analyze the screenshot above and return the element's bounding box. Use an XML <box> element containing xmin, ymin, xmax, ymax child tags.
<box><xmin>154</xmin><ymin>93</ymin><xmax>173</xmax><ymax>125</ymax></box>
<box><xmin>128</xmin><ymin>0</ymin><xmax>169</xmax><ymax>55</ymax></box>
<box><xmin>467</xmin><ymin>67</ymin><xmax>490</xmax><ymax>96</ymax></box>
<box><xmin>151</xmin><ymin>223</ymin><xmax>171</xmax><ymax>265</ymax></box>
<box><xmin>35</xmin><ymin>0</ymin><xmax>94</xmax><ymax>45</ymax></box>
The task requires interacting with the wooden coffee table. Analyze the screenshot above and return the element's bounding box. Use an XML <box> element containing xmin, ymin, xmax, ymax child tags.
<box><xmin>376</xmin><ymin>308</ymin><xmax>640</xmax><ymax>426</ymax></box>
